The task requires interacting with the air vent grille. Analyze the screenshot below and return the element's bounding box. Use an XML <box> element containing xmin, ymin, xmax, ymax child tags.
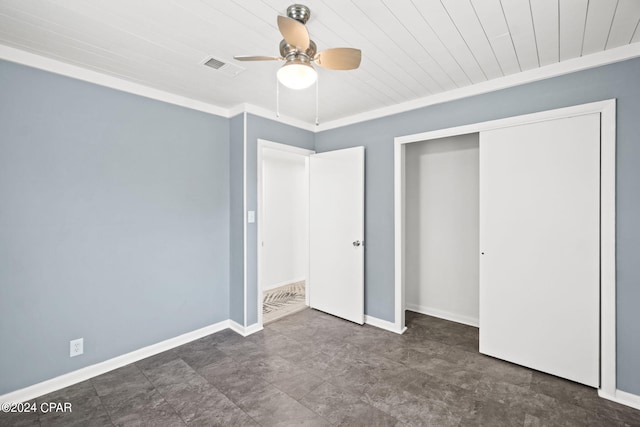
<box><xmin>202</xmin><ymin>57</ymin><xmax>245</xmax><ymax>78</ymax></box>
<box><xmin>204</xmin><ymin>57</ymin><xmax>225</xmax><ymax>69</ymax></box>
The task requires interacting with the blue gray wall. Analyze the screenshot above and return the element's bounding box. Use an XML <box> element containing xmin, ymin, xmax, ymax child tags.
<box><xmin>0</xmin><ymin>60</ymin><xmax>230</xmax><ymax>394</ymax></box>
<box><xmin>229</xmin><ymin>114</ymin><xmax>244</xmax><ymax>325</ymax></box>
<box><xmin>315</xmin><ymin>57</ymin><xmax>640</xmax><ymax>395</ymax></box>
<box><xmin>245</xmin><ymin>114</ymin><xmax>314</xmax><ymax>325</ymax></box>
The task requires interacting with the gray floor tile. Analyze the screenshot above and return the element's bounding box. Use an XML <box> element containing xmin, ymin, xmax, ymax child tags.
<box><xmin>474</xmin><ymin>375</ymin><xmax>557</xmax><ymax>416</ymax></box>
<box><xmin>235</xmin><ymin>381</ymin><xmax>331</xmax><ymax>426</ymax></box>
<box><xmin>173</xmin><ymin>343</ymin><xmax>228</xmax><ymax>371</ymax></box>
<box><xmin>187</xmin><ymin>406</ymin><xmax>258</xmax><ymax>427</ymax></box>
<box><xmin>36</xmin><ymin>379</ymin><xmax>97</xmax><ymax>403</ymax></box>
<box><xmin>9</xmin><ymin>308</ymin><xmax>640</xmax><ymax>426</ymax></box>
<box><xmin>287</xmin><ymin>347</ymin><xmax>353</xmax><ymax>379</ymax></box>
<box><xmin>102</xmin><ymin>389</ymin><xmax>184</xmax><ymax>427</ymax></box>
<box><xmin>323</xmin><ymin>348</ymin><xmax>411</xmax><ymax>396</ymax></box>
<box><xmin>159</xmin><ymin>381</ymin><xmax>251</xmax><ymax>426</ymax></box>
<box><xmin>376</xmin><ymin>343</ymin><xmax>451</xmax><ymax>369</ymax></box>
<box><xmin>327</xmin><ymin>365</ymin><xmax>386</xmax><ymax>395</ymax></box>
<box><xmin>616</xmin><ymin>407</ymin><xmax>640</xmax><ymax>426</ymax></box>
<box><xmin>458</xmin><ymin>351</ymin><xmax>533</xmax><ymax>387</ymax></box>
<box><xmin>413</xmin><ymin>356</ymin><xmax>483</xmax><ymax>391</ymax></box>
<box><xmin>195</xmin><ymin>355</ymin><xmax>242</xmax><ymax>385</ymax></box>
<box><xmin>462</xmin><ymin>398</ymin><xmax>526</xmax><ymax>427</ymax></box>
<box><xmin>522</xmin><ymin>400</ymin><xmax>608</xmax><ymax>427</ymax></box>
<box><xmin>134</xmin><ymin>349</ymin><xmax>181</xmax><ymax>372</ymax></box>
<box><xmin>37</xmin><ymin>395</ymin><xmax>111</xmax><ymax>427</ymax></box>
<box><xmin>359</xmin><ymin>372</ymin><xmax>406</xmax><ymax>407</ymax></box>
<box><xmin>404</xmin><ymin>370</ymin><xmax>476</xmax><ymax>413</ymax></box>
<box><xmin>0</xmin><ymin>408</ymin><xmax>40</xmax><ymax>427</ymax></box>
<box><xmin>215</xmin><ymin>339</ymin><xmax>266</xmax><ymax>364</ymax></box>
<box><xmin>270</xmin><ymin>369</ymin><xmax>325</xmax><ymax>399</ymax></box>
<box><xmin>245</xmin><ymin>330</ymin><xmax>304</xmax><ymax>355</ymax></box>
<box><xmin>528</xmin><ymin>369</ymin><xmax>640</xmax><ymax>424</ymax></box>
<box><xmin>40</xmin><ymin>412</ymin><xmax>113</xmax><ymax>427</ymax></box>
<box><xmin>301</xmin><ymin>381</ymin><xmax>398</xmax><ymax>426</ymax></box>
<box><xmin>35</xmin><ymin>379</ymin><xmax>112</xmax><ymax>427</ymax></box>
<box><xmin>365</xmin><ymin>384</ymin><xmax>462</xmax><ymax>427</ymax></box>
<box><xmin>91</xmin><ymin>364</ymin><xmax>154</xmax><ymax>401</ymax></box>
<box><xmin>240</xmin><ymin>354</ymin><xmax>315</xmax><ymax>385</ymax></box>
<box><xmin>204</xmin><ymin>328</ymin><xmax>244</xmax><ymax>346</ymax></box>
<box><xmin>198</xmin><ymin>358</ymin><xmax>273</xmax><ymax>405</ymax></box>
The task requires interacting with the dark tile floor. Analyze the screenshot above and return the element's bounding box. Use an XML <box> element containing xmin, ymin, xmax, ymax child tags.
<box><xmin>2</xmin><ymin>309</ymin><xmax>640</xmax><ymax>426</ymax></box>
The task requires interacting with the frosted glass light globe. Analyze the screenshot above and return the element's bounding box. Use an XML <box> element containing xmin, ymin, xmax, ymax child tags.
<box><xmin>277</xmin><ymin>61</ymin><xmax>317</xmax><ymax>90</ymax></box>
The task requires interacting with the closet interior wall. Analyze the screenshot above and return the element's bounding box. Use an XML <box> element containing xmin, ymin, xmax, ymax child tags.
<box><xmin>405</xmin><ymin>133</ymin><xmax>480</xmax><ymax>327</ymax></box>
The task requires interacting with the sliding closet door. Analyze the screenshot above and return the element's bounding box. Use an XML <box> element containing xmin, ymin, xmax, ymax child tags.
<box><xmin>479</xmin><ymin>114</ymin><xmax>600</xmax><ymax>387</ymax></box>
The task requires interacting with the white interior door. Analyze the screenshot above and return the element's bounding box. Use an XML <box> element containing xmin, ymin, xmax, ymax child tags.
<box><xmin>309</xmin><ymin>146</ymin><xmax>365</xmax><ymax>324</ymax></box>
<box><xmin>479</xmin><ymin>114</ymin><xmax>600</xmax><ymax>387</ymax></box>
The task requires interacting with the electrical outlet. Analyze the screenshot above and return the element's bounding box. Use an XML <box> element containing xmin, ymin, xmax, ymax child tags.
<box><xmin>70</xmin><ymin>338</ymin><xmax>83</xmax><ymax>357</ymax></box>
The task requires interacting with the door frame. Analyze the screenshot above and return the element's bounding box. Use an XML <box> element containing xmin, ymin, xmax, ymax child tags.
<box><xmin>257</xmin><ymin>139</ymin><xmax>315</xmax><ymax>328</ymax></box>
<box><xmin>394</xmin><ymin>99</ymin><xmax>616</xmax><ymax>397</ymax></box>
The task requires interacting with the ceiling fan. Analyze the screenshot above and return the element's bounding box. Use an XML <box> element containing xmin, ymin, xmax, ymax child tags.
<box><xmin>234</xmin><ymin>4</ymin><xmax>362</xmax><ymax>90</ymax></box>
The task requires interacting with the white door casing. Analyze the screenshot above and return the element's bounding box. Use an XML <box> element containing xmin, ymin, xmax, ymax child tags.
<box><xmin>479</xmin><ymin>114</ymin><xmax>600</xmax><ymax>387</ymax></box>
<box><xmin>309</xmin><ymin>146</ymin><xmax>365</xmax><ymax>324</ymax></box>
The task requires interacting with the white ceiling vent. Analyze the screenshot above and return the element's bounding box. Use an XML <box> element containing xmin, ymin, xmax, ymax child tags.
<box><xmin>203</xmin><ymin>56</ymin><xmax>245</xmax><ymax>78</ymax></box>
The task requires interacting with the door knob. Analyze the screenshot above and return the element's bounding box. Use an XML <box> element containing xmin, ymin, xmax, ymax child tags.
<box><xmin>353</xmin><ymin>240</ymin><xmax>362</xmax><ymax>247</ymax></box>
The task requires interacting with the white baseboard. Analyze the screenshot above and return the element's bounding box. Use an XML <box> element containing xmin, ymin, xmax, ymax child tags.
<box><xmin>0</xmin><ymin>320</ymin><xmax>230</xmax><ymax>404</ymax></box>
<box><xmin>599</xmin><ymin>389</ymin><xmax>640</xmax><ymax>411</ymax></box>
<box><xmin>365</xmin><ymin>315</ymin><xmax>406</xmax><ymax>334</ymax></box>
<box><xmin>229</xmin><ymin>320</ymin><xmax>245</xmax><ymax>335</ymax></box>
<box><xmin>244</xmin><ymin>323</ymin><xmax>263</xmax><ymax>336</ymax></box>
<box><xmin>229</xmin><ymin>320</ymin><xmax>263</xmax><ymax>337</ymax></box>
<box><xmin>406</xmin><ymin>304</ymin><xmax>479</xmax><ymax>328</ymax></box>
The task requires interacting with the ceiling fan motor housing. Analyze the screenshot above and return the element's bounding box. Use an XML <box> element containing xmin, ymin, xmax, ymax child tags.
<box><xmin>287</xmin><ymin>4</ymin><xmax>311</xmax><ymax>24</ymax></box>
<box><xmin>280</xmin><ymin>39</ymin><xmax>317</xmax><ymax>61</ymax></box>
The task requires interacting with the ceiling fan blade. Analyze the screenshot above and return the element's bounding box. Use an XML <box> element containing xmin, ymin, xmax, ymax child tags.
<box><xmin>234</xmin><ymin>55</ymin><xmax>282</xmax><ymax>61</ymax></box>
<box><xmin>277</xmin><ymin>15</ymin><xmax>310</xmax><ymax>50</ymax></box>
<box><xmin>314</xmin><ymin>48</ymin><xmax>362</xmax><ymax>70</ymax></box>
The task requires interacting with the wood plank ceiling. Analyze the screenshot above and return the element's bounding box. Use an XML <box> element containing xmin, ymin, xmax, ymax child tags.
<box><xmin>1</xmin><ymin>0</ymin><xmax>639</xmax><ymax>124</ymax></box>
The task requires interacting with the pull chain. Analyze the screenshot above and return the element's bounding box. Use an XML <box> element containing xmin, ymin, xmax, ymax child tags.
<box><xmin>276</xmin><ymin>75</ymin><xmax>280</xmax><ymax>118</ymax></box>
<box><xmin>315</xmin><ymin>75</ymin><xmax>319</xmax><ymax>126</ymax></box>
<box><xmin>276</xmin><ymin>74</ymin><xmax>318</xmax><ymax>124</ymax></box>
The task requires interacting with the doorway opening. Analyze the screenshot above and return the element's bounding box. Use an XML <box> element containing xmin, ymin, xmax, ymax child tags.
<box><xmin>256</xmin><ymin>141</ymin><xmax>366</xmax><ymax>328</ymax></box>
<box><xmin>257</xmin><ymin>140</ymin><xmax>314</xmax><ymax>326</ymax></box>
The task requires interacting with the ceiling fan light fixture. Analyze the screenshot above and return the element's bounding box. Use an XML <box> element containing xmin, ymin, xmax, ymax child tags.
<box><xmin>277</xmin><ymin>60</ymin><xmax>317</xmax><ymax>90</ymax></box>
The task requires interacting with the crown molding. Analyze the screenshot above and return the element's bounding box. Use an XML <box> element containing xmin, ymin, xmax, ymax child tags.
<box><xmin>0</xmin><ymin>44</ymin><xmax>318</xmax><ymax>132</ymax></box>
<box><xmin>4</xmin><ymin>42</ymin><xmax>640</xmax><ymax>134</ymax></box>
<box><xmin>315</xmin><ymin>43</ymin><xmax>640</xmax><ymax>132</ymax></box>
<box><xmin>241</xmin><ymin>103</ymin><xmax>317</xmax><ymax>132</ymax></box>
<box><xmin>0</xmin><ymin>44</ymin><xmax>230</xmax><ymax>117</ymax></box>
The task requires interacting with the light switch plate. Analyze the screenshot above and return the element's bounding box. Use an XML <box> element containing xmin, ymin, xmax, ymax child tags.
<box><xmin>248</xmin><ymin>211</ymin><xmax>255</xmax><ymax>223</ymax></box>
